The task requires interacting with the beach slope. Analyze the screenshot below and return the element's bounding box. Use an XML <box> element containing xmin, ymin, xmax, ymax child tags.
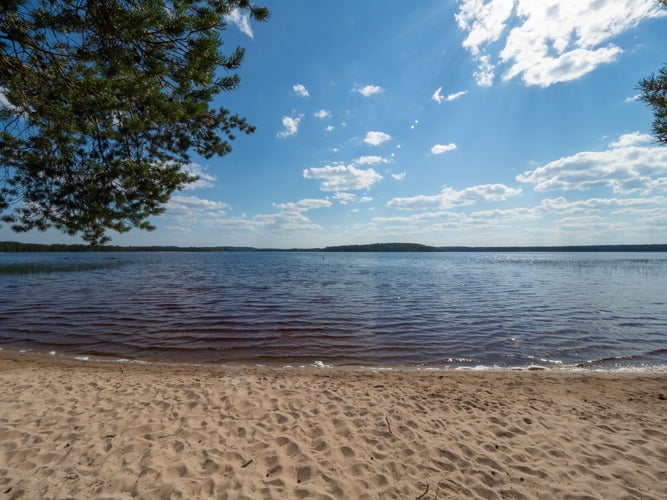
<box><xmin>0</xmin><ymin>354</ymin><xmax>665</xmax><ymax>499</ymax></box>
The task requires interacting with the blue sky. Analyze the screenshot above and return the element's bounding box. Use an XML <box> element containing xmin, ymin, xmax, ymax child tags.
<box><xmin>4</xmin><ymin>0</ymin><xmax>667</xmax><ymax>247</ymax></box>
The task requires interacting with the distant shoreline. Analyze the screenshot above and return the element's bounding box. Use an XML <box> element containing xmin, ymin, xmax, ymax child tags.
<box><xmin>1</xmin><ymin>241</ymin><xmax>666</xmax><ymax>253</ymax></box>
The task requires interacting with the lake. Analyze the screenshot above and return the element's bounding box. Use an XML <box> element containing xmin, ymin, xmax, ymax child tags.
<box><xmin>0</xmin><ymin>251</ymin><xmax>665</xmax><ymax>371</ymax></box>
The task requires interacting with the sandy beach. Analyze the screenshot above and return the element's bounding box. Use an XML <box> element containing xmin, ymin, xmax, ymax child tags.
<box><xmin>0</xmin><ymin>353</ymin><xmax>665</xmax><ymax>499</ymax></box>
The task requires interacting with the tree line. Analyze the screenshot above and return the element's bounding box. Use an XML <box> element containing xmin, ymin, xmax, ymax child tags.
<box><xmin>2</xmin><ymin>241</ymin><xmax>665</xmax><ymax>253</ymax></box>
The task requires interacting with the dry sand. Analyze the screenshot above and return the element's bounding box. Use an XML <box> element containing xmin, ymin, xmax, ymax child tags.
<box><xmin>0</xmin><ymin>353</ymin><xmax>666</xmax><ymax>499</ymax></box>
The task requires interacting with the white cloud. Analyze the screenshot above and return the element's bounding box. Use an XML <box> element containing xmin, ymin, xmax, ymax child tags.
<box><xmin>169</xmin><ymin>195</ymin><xmax>227</xmax><ymax>211</ymax></box>
<box><xmin>277</xmin><ymin>115</ymin><xmax>302</xmax><ymax>138</ymax></box>
<box><xmin>625</xmin><ymin>94</ymin><xmax>642</xmax><ymax>103</ymax></box>
<box><xmin>252</xmin><ymin>211</ymin><xmax>323</xmax><ymax>232</ymax></box>
<box><xmin>325</xmin><ymin>125</ymin><xmax>335</xmax><ymax>132</ymax></box>
<box><xmin>303</xmin><ymin>165</ymin><xmax>383</xmax><ymax>191</ymax></box>
<box><xmin>224</xmin><ymin>9</ymin><xmax>255</xmax><ymax>39</ymax></box>
<box><xmin>468</xmin><ymin>207</ymin><xmax>541</xmax><ymax>222</ymax></box>
<box><xmin>447</xmin><ymin>90</ymin><xmax>468</xmax><ymax>101</ymax></box>
<box><xmin>432</xmin><ymin>87</ymin><xmax>468</xmax><ymax>103</ymax></box>
<box><xmin>334</xmin><ymin>192</ymin><xmax>356</xmax><ymax>204</ymax></box>
<box><xmin>371</xmin><ymin>210</ymin><xmax>464</xmax><ymax>226</ymax></box>
<box><xmin>293</xmin><ymin>83</ymin><xmax>310</xmax><ymax>97</ymax></box>
<box><xmin>539</xmin><ymin>195</ymin><xmax>667</xmax><ymax>214</ymax></box>
<box><xmin>456</xmin><ymin>0</ymin><xmax>515</xmax><ymax>56</ymax></box>
<box><xmin>431</xmin><ymin>143</ymin><xmax>458</xmax><ymax>155</ymax></box>
<box><xmin>355</xmin><ymin>155</ymin><xmax>390</xmax><ymax>165</ymax></box>
<box><xmin>431</xmin><ymin>86</ymin><xmax>445</xmax><ymax>104</ymax></box>
<box><xmin>357</xmin><ymin>85</ymin><xmax>383</xmax><ymax>97</ymax></box>
<box><xmin>273</xmin><ymin>199</ymin><xmax>332</xmax><ymax>212</ymax></box>
<box><xmin>456</xmin><ymin>0</ymin><xmax>667</xmax><ymax>87</ymax></box>
<box><xmin>181</xmin><ymin>163</ymin><xmax>216</xmax><ymax>190</ymax></box>
<box><xmin>392</xmin><ymin>172</ymin><xmax>407</xmax><ymax>181</ymax></box>
<box><xmin>314</xmin><ymin>109</ymin><xmax>330</xmax><ymax>119</ymax></box>
<box><xmin>206</xmin><ymin>199</ymin><xmax>333</xmax><ymax>235</ymax></box>
<box><xmin>503</xmin><ymin>44</ymin><xmax>621</xmax><ymax>87</ymax></box>
<box><xmin>363</xmin><ymin>131</ymin><xmax>391</xmax><ymax>146</ymax></box>
<box><xmin>608</xmin><ymin>131</ymin><xmax>653</xmax><ymax>148</ymax></box>
<box><xmin>554</xmin><ymin>215</ymin><xmax>620</xmax><ymax>232</ymax></box>
<box><xmin>387</xmin><ymin>183</ymin><xmax>522</xmax><ymax>210</ymax></box>
<box><xmin>360</xmin><ymin>196</ymin><xmax>373</xmax><ymax>203</ymax></box>
<box><xmin>166</xmin><ymin>195</ymin><xmax>228</xmax><ymax>222</ymax></box>
<box><xmin>517</xmin><ymin>133</ymin><xmax>667</xmax><ymax>193</ymax></box>
<box><xmin>474</xmin><ymin>54</ymin><xmax>495</xmax><ymax>87</ymax></box>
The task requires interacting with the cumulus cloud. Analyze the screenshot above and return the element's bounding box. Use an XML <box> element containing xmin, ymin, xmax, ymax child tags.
<box><xmin>273</xmin><ymin>199</ymin><xmax>332</xmax><ymax>212</ymax></box>
<box><xmin>474</xmin><ymin>54</ymin><xmax>495</xmax><ymax>87</ymax></box>
<box><xmin>334</xmin><ymin>192</ymin><xmax>356</xmax><ymax>204</ymax></box>
<box><xmin>314</xmin><ymin>109</ymin><xmax>330</xmax><ymax>119</ymax></box>
<box><xmin>180</xmin><ymin>163</ymin><xmax>216</xmax><ymax>190</ymax></box>
<box><xmin>539</xmin><ymin>195</ymin><xmax>667</xmax><ymax>214</ymax></box>
<box><xmin>456</xmin><ymin>0</ymin><xmax>515</xmax><ymax>55</ymax></box>
<box><xmin>608</xmin><ymin>131</ymin><xmax>653</xmax><ymax>148</ymax></box>
<box><xmin>207</xmin><ymin>198</ymin><xmax>333</xmax><ymax>235</ymax></box>
<box><xmin>357</xmin><ymin>85</ymin><xmax>383</xmax><ymax>97</ymax></box>
<box><xmin>169</xmin><ymin>195</ymin><xmax>227</xmax><ymax>211</ymax></box>
<box><xmin>224</xmin><ymin>9</ymin><xmax>255</xmax><ymax>39</ymax></box>
<box><xmin>456</xmin><ymin>0</ymin><xmax>666</xmax><ymax>87</ymax></box>
<box><xmin>431</xmin><ymin>143</ymin><xmax>457</xmax><ymax>155</ymax></box>
<box><xmin>166</xmin><ymin>195</ymin><xmax>228</xmax><ymax>223</ymax></box>
<box><xmin>363</xmin><ymin>131</ymin><xmax>391</xmax><ymax>146</ymax></box>
<box><xmin>517</xmin><ymin>133</ymin><xmax>667</xmax><ymax>193</ymax></box>
<box><xmin>392</xmin><ymin>172</ymin><xmax>407</xmax><ymax>181</ymax></box>
<box><xmin>252</xmin><ymin>211</ymin><xmax>323</xmax><ymax>232</ymax></box>
<box><xmin>355</xmin><ymin>155</ymin><xmax>390</xmax><ymax>165</ymax></box>
<box><xmin>293</xmin><ymin>83</ymin><xmax>310</xmax><ymax>97</ymax></box>
<box><xmin>303</xmin><ymin>165</ymin><xmax>383</xmax><ymax>191</ymax></box>
<box><xmin>277</xmin><ymin>115</ymin><xmax>302</xmax><ymax>138</ymax></box>
<box><xmin>387</xmin><ymin>184</ymin><xmax>522</xmax><ymax>210</ymax></box>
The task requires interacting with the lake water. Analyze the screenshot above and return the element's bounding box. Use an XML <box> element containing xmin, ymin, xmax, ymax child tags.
<box><xmin>0</xmin><ymin>251</ymin><xmax>666</xmax><ymax>371</ymax></box>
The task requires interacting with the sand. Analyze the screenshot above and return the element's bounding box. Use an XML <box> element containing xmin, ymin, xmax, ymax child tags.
<box><xmin>0</xmin><ymin>353</ymin><xmax>665</xmax><ymax>499</ymax></box>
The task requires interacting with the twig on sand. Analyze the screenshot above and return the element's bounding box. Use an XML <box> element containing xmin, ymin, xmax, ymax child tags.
<box><xmin>385</xmin><ymin>415</ymin><xmax>392</xmax><ymax>434</ymax></box>
<box><xmin>416</xmin><ymin>483</ymin><xmax>429</xmax><ymax>499</ymax></box>
<box><xmin>241</xmin><ymin>458</ymin><xmax>253</xmax><ymax>468</ymax></box>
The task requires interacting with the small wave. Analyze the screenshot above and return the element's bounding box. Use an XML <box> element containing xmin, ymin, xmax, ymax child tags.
<box><xmin>0</xmin><ymin>261</ymin><xmax>126</xmax><ymax>275</ymax></box>
<box><xmin>578</xmin><ymin>354</ymin><xmax>639</xmax><ymax>368</ymax></box>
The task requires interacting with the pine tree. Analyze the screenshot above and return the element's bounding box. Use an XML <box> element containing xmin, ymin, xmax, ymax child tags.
<box><xmin>638</xmin><ymin>0</ymin><xmax>667</xmax><ymax>144</ymax></box>
<box><xmin>0</xmin><ymin>0</ymin><xmax>268</xmax><ymax>244</ymax></box>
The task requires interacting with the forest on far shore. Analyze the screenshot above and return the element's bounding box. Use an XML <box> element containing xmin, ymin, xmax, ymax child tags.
<box><xmin>1</xmin><ymin>241</ymin><xmax>666</xmax><ymax>253</ymax></box>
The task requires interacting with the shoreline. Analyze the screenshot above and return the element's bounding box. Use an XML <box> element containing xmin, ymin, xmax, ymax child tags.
<box><xmin>1</xmin><ymin>352</ymin><xmax>666</xmax><ymax>498</ymax></box>
<box><xmin>2</xmin><ymin>347</ymin><xmax>666</xmax><ymax>374</ymax></box>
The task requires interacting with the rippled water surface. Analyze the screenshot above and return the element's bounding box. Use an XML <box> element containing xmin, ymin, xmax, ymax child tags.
<box><xmin>0</xmin><ymin>251</ymin><xmax>665</xmax><ymax>370</ymax></box>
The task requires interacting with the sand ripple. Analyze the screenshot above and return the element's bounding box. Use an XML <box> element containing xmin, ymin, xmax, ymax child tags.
<box><xmin>1</xmin><ymin>356</ymin><xmax>666</xmax><ymax>499</ymax></box>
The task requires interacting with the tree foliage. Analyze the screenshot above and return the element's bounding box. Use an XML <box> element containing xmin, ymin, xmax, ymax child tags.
<box><xmin>0</xmin><ymin>0</ymin><xmax>267</xmax><ymax>244</ymax></box>
<box><xmin>638</xmin><ymin>0</ymin><xmax>667</xmax><ymax>145</ymax></box>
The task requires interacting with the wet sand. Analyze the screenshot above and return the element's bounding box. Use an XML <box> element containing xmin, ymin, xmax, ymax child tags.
<box><xmin>0</xmin><ymin>353</ymin><xmax>666</xmax><ymax>499</ymax></box>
